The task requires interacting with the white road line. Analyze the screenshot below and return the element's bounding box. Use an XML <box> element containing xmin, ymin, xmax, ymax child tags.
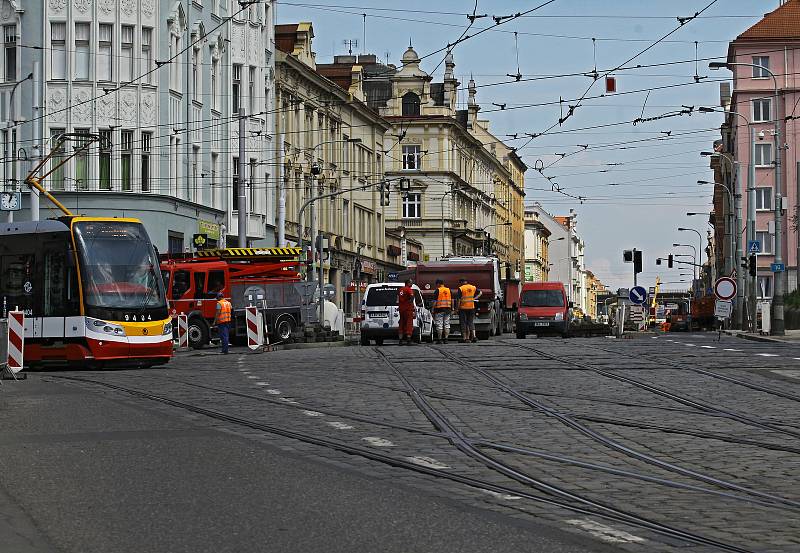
<box><xmin>756</xmin><ymin>353</ymin><xmax>779</xmax><ymax>357</ymax></box>
<box><xmin>699</xmin><ymin>345</ymin><xmax>716</xmax><ymax>349</ymax></box>
<box><xmin>771</xmin><ymin>369</ymin><xmax>800</xmax><ymax>380</ymax></box>
<box><xmin>302</xmin><ymin>410</ymin><xmax>324</xmax><ymax>417</ymax></box>
<box><xmin>565</xmin><ymin>519</ymin><xmax>646</xmax><ymax>544</ymax></box>
<box><xmin>255</xmin><ymin>381</ymin><xmax>270</xmax><ymax>386</ymax></box>
<box><xmin>279</xmin><ymin>397</ymin><xmax>299</xmax><ymax>404</ymax></box>
<box><xmin>684</xmin><ymin>343</ymin><xmax>696</xmax><ymax>347</ymax></box>
<box><xmin>265</xmin><ymin>389</ymin><xmax>282</xmax><ymax>395</ymax></box>
<box><xmin>246</xmin><ymin>375</ymin><xmax>258</xmax><ymax>379</ymax></box>
<box><xmin>327</xmin><ymin>421</ymin><xmax>354</xmax><ymax>430</ymax></box>
<box><xmin>481</xmin><ymin>489</ymin><xmax>522</xmax><ymax>501</ymax></box>
<box><xmin>362</xmin><ymin>437</ymin><xmax>395</xmax><ymax>447</ymax></box>
<box><xmin>406</xmin><ymin>456</ymin><xmax>450</xmax><ymax>470</ymax></box>
<box><xmin>723</xmin><ymin>348</ymin><xmax>742</xmax><ymax>352</ymax></box>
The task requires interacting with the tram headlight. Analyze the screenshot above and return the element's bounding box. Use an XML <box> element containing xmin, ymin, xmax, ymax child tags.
<box><xmin>85</xmin><ymin>317</ymin><xmax>127</xmax><ymax>337</ymax></box>
<box><xmin>162</xmin><ymin>321</ymin><xmax>173</xmax><ymax>335</ymax></box>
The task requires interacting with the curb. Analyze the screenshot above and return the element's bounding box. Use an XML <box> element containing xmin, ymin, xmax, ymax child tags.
<box><xmin>279</xmin><ymin>341</ymin><xmax>349</xmax><ymax>350</ymax></box>
<box><xmin>722</xmin><ymin>330</ymin><xmax>793</xmax><ymax>344</ymax></box>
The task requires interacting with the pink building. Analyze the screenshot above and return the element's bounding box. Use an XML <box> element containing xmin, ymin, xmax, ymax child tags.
<box><xmin>720</xmin><ymin>0</ymin><xmax>800</xmax><ymax>298</ymax></box>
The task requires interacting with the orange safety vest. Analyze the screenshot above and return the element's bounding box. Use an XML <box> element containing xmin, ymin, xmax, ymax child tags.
<box><xmin>434</xmin><ymin>286</ymin><xmax>452</xmax><ymax>310</ymax></box>
<box><xmin>216</xmin><ymin>299</ymin><xmax>232</xmax><ymax>324</ymax></box>
<box><xmin>458</xmin><ymin>284</ymin><xmax>476</xmax><ymax>310</ymax></box>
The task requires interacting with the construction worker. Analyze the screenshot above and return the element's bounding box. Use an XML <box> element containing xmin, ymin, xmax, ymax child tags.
<box><xmin>431</xmin><ymin>279</ymin><xmax>452</xmax><ymax>344</ymax></box>
<box><xmin>457</xmin><ymin>277</ymin><xmax>482</xmax><ymax>343</ymax></box>
<box><xmin>397</xmin><ymin>279</ymin><xmax>416</xmax><ymax>345</ymax></box>
<box><xmin>213</xmin><ymin>292</ymin><xmax>232</xmax><ymax>354</ymax></box>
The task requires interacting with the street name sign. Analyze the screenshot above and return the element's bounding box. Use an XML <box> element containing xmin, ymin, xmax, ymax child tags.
<box><xmin>629</xmin><ymin>286</ymin><xmax>648</xmax><ymax>305</ymax></box>
<box><xmin>714</xmin><ymin>300</ymin><xmax>733</xmax><ymax>319</ymax></box>
<box><xmin>770</xmin><ymin>263</ymin><xmax>785</xmax><ymax>273</ymax></box>
<box><xmin>747</xmin><ymin>240</ymin><xmax>761</xmax><ymax>254</ymax></box>
<box><xmin>713</xmin><ymin>277</ymin><xmax>736</xmax><ymax>301</ymax></box>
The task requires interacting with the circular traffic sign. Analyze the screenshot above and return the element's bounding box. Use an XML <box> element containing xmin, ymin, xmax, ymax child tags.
<box><xmin>714</xmin><ymin>277</ymin><xmax>736</xmax><ymax>301</ymax></box>
<box><xmin>629</xmin><ymin>286</ymin><xmax>648</xmax><ymax>305</ymax></box>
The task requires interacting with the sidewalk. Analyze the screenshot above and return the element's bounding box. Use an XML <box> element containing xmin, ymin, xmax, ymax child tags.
<box><xmin>723</xmin><ymin>328</ymin><xmax>800</xmax><ymax>344</ymax></box>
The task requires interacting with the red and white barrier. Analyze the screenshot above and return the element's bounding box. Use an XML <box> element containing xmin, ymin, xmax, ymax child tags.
<box><xmin>246</xmin><ymin>306</ymin><xmax>263</xmax><ymax>350</ymax></box>
<box><xmin>177</xmin><ymin>314</ymin><xmax>189</xmax><ymax>349</ymax></box>
<box><xmin>7</xmin><ymin>311</ymin><xmax>24</xmax><ymax>373</ymax></box>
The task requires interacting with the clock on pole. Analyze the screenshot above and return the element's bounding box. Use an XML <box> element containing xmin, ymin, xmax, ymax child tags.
<box><xmin>0</xmin><ymin>191</ymin><xmax>21</xmax><ymax>211</ymax></box>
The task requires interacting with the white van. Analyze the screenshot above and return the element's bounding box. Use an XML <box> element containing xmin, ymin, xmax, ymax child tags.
<box><xmin>360</xmin><ymin>283</ymin><xmax>434</xmax><ymax>345</ymax></box>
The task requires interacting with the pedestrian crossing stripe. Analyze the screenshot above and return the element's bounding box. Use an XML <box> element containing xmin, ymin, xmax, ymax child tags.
<box><xmin>196</xmin><ymin>247</ymin><xmax>302</xmax><ymax>258</ymax></box>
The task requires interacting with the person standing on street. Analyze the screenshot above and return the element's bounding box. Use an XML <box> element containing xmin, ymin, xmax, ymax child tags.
<box><xmin>431</xmin><ymin>279</ymin><xmax>452</xmax><ymax>344</ymax></box>
<box><xmin>397</xmin><ymin>279</ymin><xmax>416</xmax><ymax>345</ymax></box>
<box><xmin>213</xmin><ymin>292</ymin><xmax>232</xmax><ymax>354</ymax></box>
<box><xmin>457</xmin><ymin>278</ymin><xmax>482</xmax><ymax>343</ymax></box>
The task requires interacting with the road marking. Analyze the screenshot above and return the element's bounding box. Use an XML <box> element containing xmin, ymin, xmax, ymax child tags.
<box><xmin>699</xmin><ymin>345</ymin><xmax>716</xmax><ymax>349</ymax></box>
<box><xmin>279</xmin><ymin>397</ymin><xmax>299</xmax><ymax>404</ymax></box>
<box><xmin>302</xmin><ymin>410</ymin><xmax>324</xmax><ymax>417</ymax></box>
<box><xmin>255</xmin><ymin>381</ymin><xmax>270</xmax><ymax>386</ymax></box>
<box><xmin>684</xmin><ymin>343</ymin><xmax>696</xmax><ymax>347</ymax></box>
<box><xmin>771</xmin><ymin>369</ymin><xmax>800</xmax><ymax>380</ymax></box>
<box><xmin>723</xmin><ymin>348</ymin><xmax>742</xmax><ymax>352</ymax></box>
<box><xmin>246</xmin><ymin>375</ymin><xmax>258</xmax><ymax>379</ymax></box>
<box><xmin>481</xmin><ymin>489</ymin><xmax>522</xmax><ymax>501</ymax></box>
<box><xmin>362</xmin><ymin>436</ymin><xmax>395</xmax><ymax>447</ymax></box>
<box><xmin>327</xmin><ymin>421</ymin><xmax>354</xmax><ymax>430</ymax></box>
<box><xmin>565</xmin><ymin>519</ymin><xmax>646</xmax><ymax>544</ymax></box>
<box><xmin>265</xmin><ymin>389</ymin><xmax>282</xmax><ymax>395</ymax></box>
<box><xmin>406</xmin><ymin>456</ymin><xmax>450</xmax><ymax>470</ymax></box>
<box><xmin>756</xmin><ymin>353</ymin><xmax>779</xmax><ymax>357</ymax></box>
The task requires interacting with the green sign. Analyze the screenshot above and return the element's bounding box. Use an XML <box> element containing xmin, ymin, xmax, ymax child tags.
<box><xmin>198</xmin><ymin>220</ymin><xmax>220</xmax><ymax>240</ymax></box>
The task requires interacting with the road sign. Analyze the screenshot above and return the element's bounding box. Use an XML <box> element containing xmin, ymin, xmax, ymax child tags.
<box><xmin>713</xmin><ymin>277</ymin><xmax>736</xmax><ymax>301</ymax></box>
<box><xmin>629</xmin><ymin>286</ymin><xmax>648</xmax><ymax>305</ymax></box>
<box><xmin>177</xmin><ymin>314</ymin><xmax>188</xmax><ymax>349</ymax></box>
<box><xmin>245</xmin><ymin>306</ymin><xmax>263</xmax><ymax>350</ymax></box>
<box><xmin>6</xmin><ymin>311</ymin><xmax>24</xmax><ymax>373</ymax></box>
<box><xmin>714</xmin><ymin>300</ymin><xmax>733</xmax><ymax>319</ymax></box>
<box><xmin>747</xmin><ymin>240</ymin><xmax>761</xmax><ymax>254</ymax></box>
<box><xmin>629</xmin><ymin>305</ymin><xmax>645</xmax><ymax>321</ymax></box>
<box><xmin>770</xmin><ymin>263</ymin><xmax>785</xmax><ymax>273</ymax></box>
<box><xmin>192</xmin><ymin>233</ymin><xmax>208</xmax><ymax>249</ymax></box>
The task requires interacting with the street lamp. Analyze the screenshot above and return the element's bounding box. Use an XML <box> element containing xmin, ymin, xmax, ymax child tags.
<box><xmin>678</xmin><ymin>228</ymin><xmax>703</xmax><ymax>291</ymax></box>
<box><xmin>710</xmin><ymin>60</ymin><xmax>785</xmax><ymax>335</ymax></box>
<box><xmin>673</xmin><ymin>243</ymin><xmax>697</xmax><ymax>282</ymax></box>
<box><xmin>478</xmin><ymin>221</ymin><xmax>512</xmax><ymax>256</ymax></box>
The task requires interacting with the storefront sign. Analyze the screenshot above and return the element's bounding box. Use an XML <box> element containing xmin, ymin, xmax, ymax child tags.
<box><xmin>360</xmin><ymin>260</ymin><xmax>377</xmax><ymax>275</ymax></box>
<box><xmin>198</xmin><ymin>220</ymin><xmax>220</xmax><ymax>240</ymax></box>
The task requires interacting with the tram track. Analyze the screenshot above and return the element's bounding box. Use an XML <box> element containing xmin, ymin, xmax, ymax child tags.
<box><xmin>46</xmin><ymin>373</ymin><xmax>756</xmax><ymax>553</ymax></box>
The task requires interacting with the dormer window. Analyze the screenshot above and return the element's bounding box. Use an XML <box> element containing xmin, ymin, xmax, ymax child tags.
<box><xmin>402</xmin><ymin>92</ymin><xmax>420</xmax><ymax>116</ymax></box>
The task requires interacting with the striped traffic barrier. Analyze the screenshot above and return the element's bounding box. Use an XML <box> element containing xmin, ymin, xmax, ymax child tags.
<box><xmin>6</xmin><ymin>311</ymin><xmax>24</xmax><ymax>373</ymax></box>
<box><xmin>177</xmin><ymin>314</ymin><xmax>189</xmax><ymax>349</ymax></box>
<box><xmin>246</xmin><ymin>306</ymin><xmax>262</xmax><ymax>350</ymax></box>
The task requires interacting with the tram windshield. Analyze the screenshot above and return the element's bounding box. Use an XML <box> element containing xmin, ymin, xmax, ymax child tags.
<box><xmin>73</xmin><ymin>221</ymin><xmax>166</xmax><ymax>310</ymax></box>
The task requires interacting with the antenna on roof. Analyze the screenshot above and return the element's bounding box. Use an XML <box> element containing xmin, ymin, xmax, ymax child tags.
<box><xmin>383</xmin><ymin>51</ymin><xmax>391</xmax><ymax>65</ymax></box>
<box><xmin>342</xmin><ymin>38</ymin><xmax>358</xmax><ymax>55</ymax></box>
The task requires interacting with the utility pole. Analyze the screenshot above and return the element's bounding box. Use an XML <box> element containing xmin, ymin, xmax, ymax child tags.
<box><xmin>238</xmin><ymin>108</ymin><xmax>247</xmax><ymax>247</ymax></box>
<box><xmin>734</xmin><ymin>162</ymin><xmax>744</xmax><ymax>329</ymax></box>
<box><xmin>772</xmin><ymin>86</ymin><xmax>785</xmax><ymax>335</ymax></box>
<box><xmin>747</xmin><ymin>126</ymin><xmax>757</xmax><ymax>332</ymax></box>
<box><xmin>796</xmin><ymin>161</ymin><xmax>800</xmax><ymax>295</ymax></box>
<box><xmin>31</xmin><ymin>61</ymin><xmax>41</xmax><ymax>221</ymax></box>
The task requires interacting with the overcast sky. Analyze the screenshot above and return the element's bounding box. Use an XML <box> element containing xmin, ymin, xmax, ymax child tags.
<box><xmin>276</xmin><ymin>0</ymin><xmax>771</xmax><ymax>290</ymax></box>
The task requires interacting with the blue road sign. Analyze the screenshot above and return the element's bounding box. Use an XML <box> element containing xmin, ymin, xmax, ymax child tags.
<box><xmin>770</xmin><ymin>263</ymin><xmax>785</xmax><ymax>273</ymax></box>
<box><xmin>748</xmin><ymin>240</ymin><xmax>761</xmax><ymax>254</ymax></box>
<box><xmin>387</xmin><ymin>272</ymin><xmax>399</xmax><ymax>281</ymax></box>
<box><xmin>629</xmin><ymin>286</ymin><xmax>648</xmax><ymax>305</ymax></box>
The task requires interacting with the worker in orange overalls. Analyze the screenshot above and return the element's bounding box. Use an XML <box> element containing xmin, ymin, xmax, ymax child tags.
<box><xmin>397</xmin><ymin>279</ymin><xmax>416</xmax><ymax>345</ymax></box>
<box><xmin>431</xmin><ymin>279</ymin><xmax>452</xmax><ymax>344</ymax></box>
<box><xmin>457</xmin><ymin>278</ymin><xmax>482</xmax><ymax>343</ymax></box>
<box><xmin>213</xmin><ymin>292</ymin><xmax>232</xmax><ymax>354</ymax></box>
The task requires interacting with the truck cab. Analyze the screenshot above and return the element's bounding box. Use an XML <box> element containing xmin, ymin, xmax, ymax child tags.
<box><xmin>516</xmin><ymin>282</ymin><xmax>571</xmax><ymax>338</ymax></box>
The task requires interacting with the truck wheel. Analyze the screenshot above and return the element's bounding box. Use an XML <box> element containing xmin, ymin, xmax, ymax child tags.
<box><xmin>360</xmin><ymin>334</ymin><xmax>370</xmax><ymax>346</ymax></box>
<box><xmin>188</xmin><ymin>317</ymin><xmax>209</xmax><ymax>349</ymax></box>
<box><xmin>274</xmin><ymin>315</ymin><xmax>296</xmax><ymax>342</ymax></box>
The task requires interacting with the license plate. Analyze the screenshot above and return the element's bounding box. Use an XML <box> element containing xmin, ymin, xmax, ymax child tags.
<box><xmin>369</xmin><ymin>312</ymin><xmax>389</xmax><ymax>318</ymax></box>
<box><xmin>534</xmin><ymin>322</ymin><xmax>550</xmax><ymax>327</ymax></box>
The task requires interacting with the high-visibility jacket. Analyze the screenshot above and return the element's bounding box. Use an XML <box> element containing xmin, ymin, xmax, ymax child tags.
<box><xmin>216</xmin><ymin>299</ymin><xmax>232</xmax><ymax>324</ymax></box>
<box><xmin>458</xmin><ymin>284</ymin><xmax>477</xmax><ymax>310</ymax></box>
<box><xmin>433</xmin><ymin>286</ymin><xmax>452</xmax><ymax>310</ymax></box>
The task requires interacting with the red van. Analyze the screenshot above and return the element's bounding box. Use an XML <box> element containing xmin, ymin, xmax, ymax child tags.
<box><xmin>516</xmin><ymin>282</ymin><xmax>571</xmax><ymax>339</ymax></box>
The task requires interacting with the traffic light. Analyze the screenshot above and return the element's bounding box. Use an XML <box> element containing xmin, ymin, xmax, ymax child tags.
<box><xmin>623</xmin><ymin>250</ymin><xmax>633</xmax><ymax>263</ymax></box>
<box><xmin>656</xmin><ymin>258</ymin><xmax>662</xmax><ymax>265</ymax></box>
<box><xmin>748</xmin><ymin>255</ymin><xmax>757</xmax><ymax>277</ymax></box>
<box><xmin>633</xmin><ymin>250</ymin><xmax>642</xmax><ymax>274</ymax></box>
<box><xmin>379</xmin><ymin>182</ymin><xmax>391</xmax><ymax>206</ymax></box>
<box><xmin>667</xmin><ymin>254</ymin><xmax>674</xmax><ymax>269</ymax></box>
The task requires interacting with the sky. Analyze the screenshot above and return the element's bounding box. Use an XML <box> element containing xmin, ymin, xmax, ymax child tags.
<box><xmin>276</xmin><ymin>0</ymin><xmax>771</xmax><ymax>290</ymax></box>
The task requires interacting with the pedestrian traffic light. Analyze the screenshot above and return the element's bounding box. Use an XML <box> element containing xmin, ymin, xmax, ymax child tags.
<box><xmin>667</xmin><ymin>254</ymin><xmax>674</xmax><ymax>269</ymax></box>
<box><xmin>633</xmin><ymin>250</ymin><xmax>642</xmax><ymax>274</ymax></box>
<box><xmin>748</xmin><ymin>255</ymin><xmax>757</xmax><ymax>277</ymax></box>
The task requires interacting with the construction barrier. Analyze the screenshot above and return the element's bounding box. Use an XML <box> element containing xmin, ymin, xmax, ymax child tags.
<box><xmin>177</xmin><ymin>314</ymin><xmax>189</xmax><ymax>349</ymax></box>
<box><xmin>246</xmin><ymin>306</ymin><xmax>263</xmax><ymax>350</ymax></box>
<box><xmin>6</xmin><ymin>311</ymin><xmax>24</xmax><ymax>373</ymax></box>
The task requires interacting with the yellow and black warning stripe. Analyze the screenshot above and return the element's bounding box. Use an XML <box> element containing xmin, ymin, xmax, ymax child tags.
<box><xmin>197</xmin><ymin>247</ymin><xmax>303</xmax><ymax>259</ymax></box>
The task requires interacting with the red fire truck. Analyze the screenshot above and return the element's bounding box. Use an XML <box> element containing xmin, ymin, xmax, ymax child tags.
<box><xmin>160</xmin><ymin>248</ymin><xmax>314</xmax><ymax>348</ymax></box>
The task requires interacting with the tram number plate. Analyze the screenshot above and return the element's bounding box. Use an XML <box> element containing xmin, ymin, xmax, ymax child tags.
<box><xmin>369</xmin><ymin>312</ymin><xmax>389</xmax><ymax>318</ymax></box>
<box><xmin>534</xmin><ymin>322</ymin><xmax>550</xmax><ymax>327</ymax></box>
<box><xmin>123</xmin><ymin>314</ymin><xmax>153</xmax><ymax>321</ymax></box>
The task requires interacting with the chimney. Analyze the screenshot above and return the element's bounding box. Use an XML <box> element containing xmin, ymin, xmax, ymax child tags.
<box><xmin>334</xmin><ymin>55</ymin><xmax>357</xmax><ymax>64</ymax></box>
<box><xmin>467</xmin><ymin>76</ymin><xmax>479</xmax><ymax>129</ymax></box>
<box><xmin>357</xmin><ymin>54</ymin><xmax>377</xmax><ymax>65</ymax></box>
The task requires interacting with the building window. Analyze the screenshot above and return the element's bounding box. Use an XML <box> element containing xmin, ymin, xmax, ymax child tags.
<box><xmin>249</xmin><ymin>66</ymin><xmax>256</xmax><ymax>113</ymax></box>
<box><xmin>342</xmin><ymin>134</ymin><xmax>350</xmax><ymax>172</ymax></box>
<box><xmin>141</xmin><ymin>132</ymin><xmax>151</xmax><ymax>192</ymax></box>
<box><xmin>403</xmin><ymin>192</ymin><xmax>421</xmax><ymax>218</ymax></box>
<box><xmin>170</xmin><ymin>34</ymin><xmax>181</xmax><ymax>90</ymax></box>
<box><xmin>342</xmin><ymin>199</ymin><xmax>350</xmax><ymax>235</ymax></box>
<box><xmin>211</xmin><ymin>59</ymin><xmax>218</xmax><ymax>110</ymax></box>
<box><xmin>50</xmin><ymin>129</ymin><xmax>66</xmax><ymax>190</ymax></box>
<box><xmin>168</xmin><ymin>232</ymin><xmax>184</xmax><ymax>255</ymax></box>
<box><xmin>402</xmin><ymin>145</ymin><xmax>421</xmax><ymax>170</ymax></box>
<box><xmin>754</xmin><ymin>143</ymin><xmax>772</xmax><ymax>167</ymax></box>
<box><xmin>120</xmin><ymin>130</ymin><xmax>133</xmax><ymax>191</ymax></box>
<box><xmin>402</xmin><ymin>91</ymin><xmax>420</xmax><ymax>116</ymax></box>
<box><xmin>142</xmin><ymin>28</ymin><xmax>153</xmax><ymax>84</ymax></box>
<box><xmin>74</xmin><ymin>130</ymin><xmax>90</xmax><ymax>190</ymax></box>
<box><xmin>192</xmin><ymin>146</ymin><xmax>200</xmax><ymax>201</ymax></box>
<box><xmin>51</xmin><ymin>23</ymin><xmax>66</xmax><ymax>80</ymax></box>
<box><xmin>752</xmin><ymin>56</ymin><xmax>770</xmax><ymax>78</ymax></box>
<box><xmin>74</xmin><ymin>23</ymin><xmax>90</xmax><ymax>80</ymax></box>
<box><xmin>754</xmin><ymin>187</ymin><xmax>772</xmax><ymax>211</ymax></box>
<box><xmin>752</xmin><ymin>98</ymin><xmax>771</xmax><ymax>123</ymax></box>
<box><xmin>120</xmin><ymin>25</ymin><xmax>134</xmax><ymax>82</ymax></box>
<box><xmin>211</xmin><ymin>152</ymin><xmax>218</xmax><ymax>199</ymax></box>
<box><xmin>191</xmin><ymin>48</ymin><xmax>199</xmax><ymax>96</ymax></box>
<box><xmin>249</xmin><ymin>159</ymin><xmax>257</xmax><ymax>212</ymax></box>
<box><xmin>756</xmin><ymin>231</ymin><xmax>773</xmax><ymax>254</ymax></box>
<box><xmin>99</xmin><ymin>130</ymin><xmax>112</xmax><ymax>190</ymax></box>
<box><xmin>98</xmin><ymin>24</ymin><xmax>113</xmax><ymax>82</ymax></box>
<box><xmin>232</xmin><ymin>64</ymin><xmax>241</xmax><ymax>113</ymax></box>
<box><xmin>757</xmin><ymin>275</ymin><xmax>772</xmax><ymax>298</ymax></box>
<box><xmin>4</xmin><ymin>25</ymin><xmax>16</xmax><ymax>82</ymax></box>
<box><xmin>232</xmin><ymin>157</ymin><xmax>239</xmax><ymax>211</ymax></box>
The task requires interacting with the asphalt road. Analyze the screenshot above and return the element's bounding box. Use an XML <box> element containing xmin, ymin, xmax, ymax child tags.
<box><xmin>2</xmin><ymin>331</ymin><xmax>799</xmax><ymax>553</ymax></box>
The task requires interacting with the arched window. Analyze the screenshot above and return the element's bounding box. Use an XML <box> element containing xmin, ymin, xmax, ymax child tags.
<box><xmin>402</xmin><ymin>92</ymin><xmax>420</xmax><ymax>116</ymax></box>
